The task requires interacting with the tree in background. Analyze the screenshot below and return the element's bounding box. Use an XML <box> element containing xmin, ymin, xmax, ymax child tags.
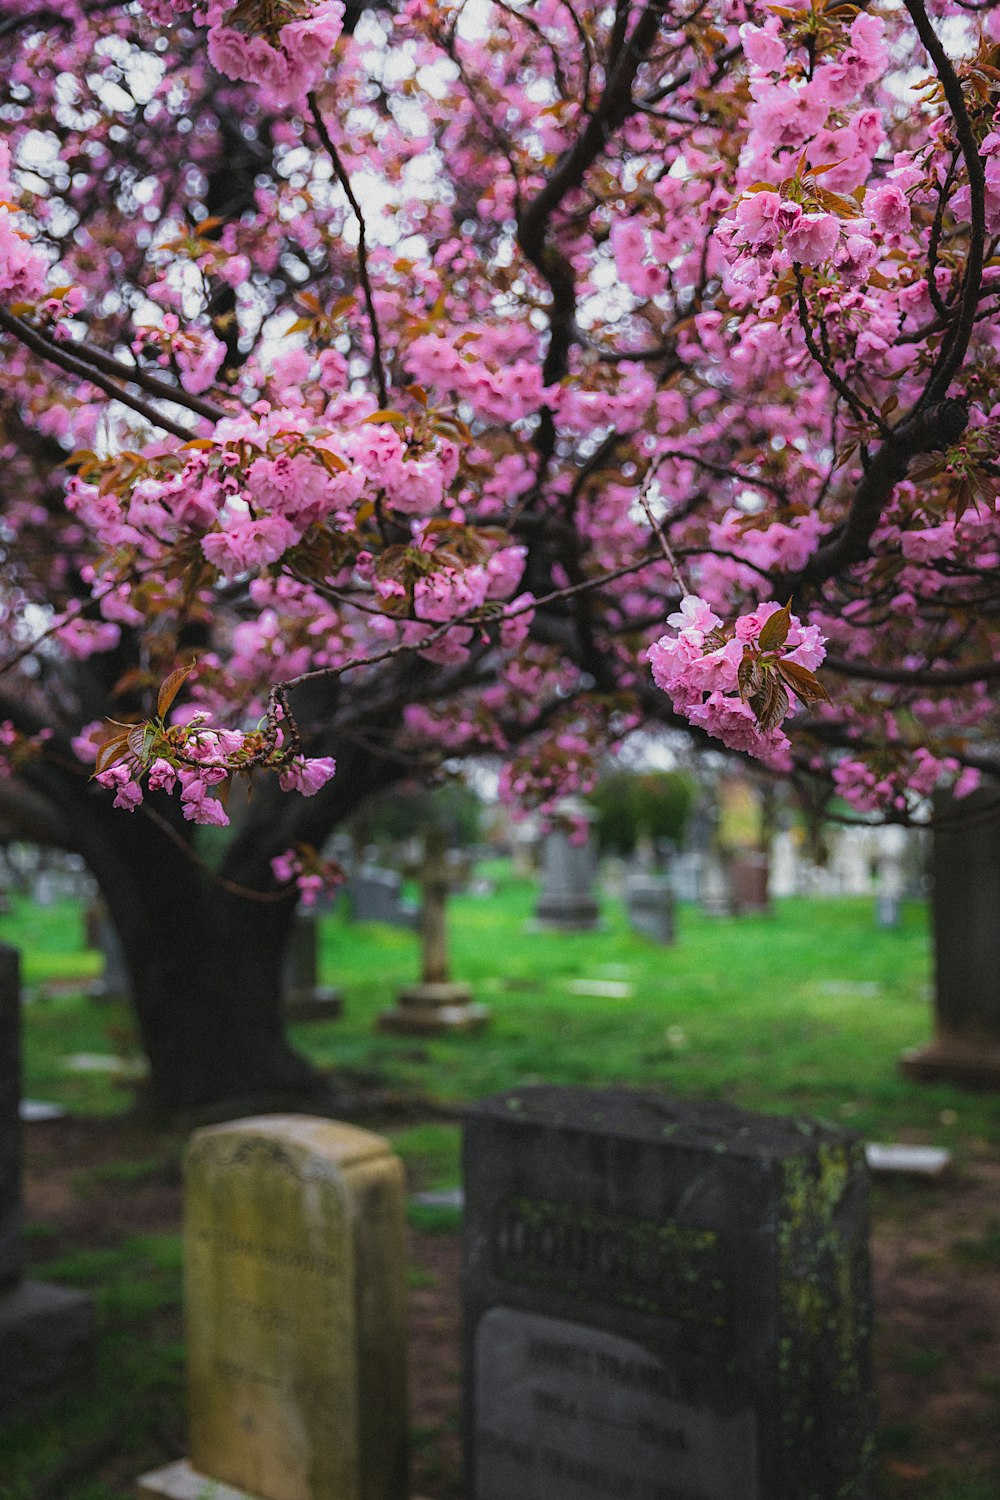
<box><xmin>589</xmin><ymin>770</ymin><xmax>695</xmax><ymax>858</ymax></box>
<box><xmin>0</xmin><ymin>0</ymin><xmax>998</xmax><ymax>1107</ymax></box>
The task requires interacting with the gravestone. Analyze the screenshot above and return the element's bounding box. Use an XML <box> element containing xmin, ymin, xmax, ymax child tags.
<box><xmin>283</xmin><ymin>914</ymin><xmax>343</xmax><ymax>1023</ymax></box>
<box><xmin>699</xmin><ymin>850</ymin><xmax>733</xmax><ymax>916</ymax></box>
<box><xmin>137</xmin><ymin>1115</ymin><xmax>408</xmax><ymax>1500</ymax></box>
<box><xmin>533</xmin><ymin>808</ymin><xmax>600</xmax><ymax>931</ymax></box>
<box><xmin>463</xmin><ymin>1086</ymin><xmax>874</xmax><ymax>1500</ymax></box>
<box><xmin>874</xmin><ymin>826</ymin><xmax>906</xmax><ymax>929</ymax></box>
<box><xmin>0</xmin><ymin>945</ymin><xmax>94</xmax><ymax>1422</ymax></box>
<box><xmin>349</xmin><ymin>867</ymin><xmax>419</xmax><ymax>930</ymax></box>
<box><xmin>769</xmin><ymin>830</ymin><xmax>801</xmax><ymax>898</ymax></box>
<box><xmin>379</xmin><ymin>828</ymin><xmax>489</xmax><ymax>1035</ymax></box>
<box><xmin>901</xmin><ymin>788</ymin><xmax>1000</xmax><ymax>1087</ymax></box>
<box><xmin>83</xmin><ymin>900</ymin><xmax>130</xmax><ymax>1003</ymax></box>
<box><xmin>670</xmin><ymin>850</ymin><xmax>703</xmax><ymax>902</ymax></box>
<box><xmin>624</xmin><ymin>873</ymin><xmax>675</xmax><ymax>945</ymax></box>
<box><xmin>729</xmin><ymin>851</ymin><xmax>770</xmax><ymax>914</ymax></box>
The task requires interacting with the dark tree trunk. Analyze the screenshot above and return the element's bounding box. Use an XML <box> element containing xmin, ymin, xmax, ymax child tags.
<box><xmin>120</xmin><ymin>880</ymin><xmax>316</xmax><ymax>1112</ymax></box>
<box><xmin>15</xmin><ymin>714</ymin><xmax>410</xmax><ymax>1112</ymax></box>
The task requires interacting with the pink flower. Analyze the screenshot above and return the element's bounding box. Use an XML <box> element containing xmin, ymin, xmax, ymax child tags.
<box><xmin>0</xmin><ymin>211</ymin><xmax>46</xmax><ymax>301</ymax></box>
<box><xmin>783</xmin><ymin>212</ymin><xmax>840</xmax><ymax>265</ymax></box>
<box><xmin>869</xmin><ymin>183</ymin><xmax>911</xmax><ymax>239</ymax></box>
<box><xmin>206</xmin><ymin>26</ymin><xmax>254</xmax><ymax>82</ymax></box>
<box><xmin>954</xmin><ymin>766</ymin><xmax>981</xmax><ymax>799</ymax></box>
<box><xmin>278</xmin><ymin>756</ymin><xmax>337</xmax><ymax>795</ymax></box>
<box><xmin>271</xmin><ymin>850</ymin><xmax>300</xmax><ymax>884</ymax></box>
<box><xmin>95</xmin><ymin>764</ymin><xmax>143</xmax><ymax>812</ymax></box>
<box><xmin>740</xmin><ymin>23</ymin><xmax>784</xmax><ymax>73</ymax></box>
<box><xmin>201</xmin><ymin>514</ymin><xmax>299</xmax><ymax>576</ymax></box>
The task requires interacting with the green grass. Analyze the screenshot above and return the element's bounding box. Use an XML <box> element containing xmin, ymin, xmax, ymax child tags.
<box><xmin>3</xmin><ymin>867</ymin><xmax>1000</xmax><ymax>1498</ymax></box>
<box><xmin>6</xmin><ymin>869</ymin><xmax>1000</xmax><ymax>1156</ymax></box>
<box><xmin>0</xmin><ymin>1233</ymin><xmax>184</xmax><ymax>1500</ymax></box>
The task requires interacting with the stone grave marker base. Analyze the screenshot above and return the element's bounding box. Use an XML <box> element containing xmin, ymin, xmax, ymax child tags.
<box><xmin>284</xmin><ymin>986</ymin><xmax>344</xmax><ymax>1023</ymax></box>
<box><xmin>0</xmin><ymin>1280</ymin><xmax>95</xmax><ymax>1419</ymax></box>
<box><xmin>137</xmin><ymin>1465</ymin><xmax>433</xmax><ymax>1500</ymax></box>
<box><xmin>900</xmin><ymin>1032</ymin><xmax>1000</xmax><ymax>1089</ymax></box>
<box><xmin>379</xmin><ymin>983</ymin><xmax>490</xmax><ymax>1035</ymax></box>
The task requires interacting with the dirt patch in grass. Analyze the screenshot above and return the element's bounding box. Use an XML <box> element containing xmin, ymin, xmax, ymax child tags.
<box><xmin>18</xmin><ymin>1117</ymin><xmax>1000</xmax><ymax>1499</ymax></box>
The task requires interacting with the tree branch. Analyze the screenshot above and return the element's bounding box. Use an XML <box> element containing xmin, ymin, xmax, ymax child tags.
<box><xmin>0</xmin><ymin>308</ymin><xmax>199</xmax><ymax>442</ymax></box>
<box><xmin>308</xmin><ymin>92</ymin><xmax>389</xmax><ymax>408</ymax></box>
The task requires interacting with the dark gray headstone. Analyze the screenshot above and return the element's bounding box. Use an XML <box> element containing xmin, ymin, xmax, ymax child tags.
<box><xmin>282</xmin><ymin>915</ymin><xmax>343</xmax><ymax>1023</ymax></box>
<box><xmin>624</xmin><ymin>875</ymin><xmax>675</xmax><ymax>945</ymax></box>
<box><xmin>463</xmin><ymin>1087</ymin><xmax>874</xmax><ymax>1500</ymax></box>
<box><xmin>0</xmin><ymin>946</ymin><xmax>22</xmax><ymax>1288</ymax></box>
<box><xmin>348</xmin><ymin>867</ymin><xmax>419</xmax><ymax>929</ymax></box>
<box><xmin>534</xmin><ymin>828</ymin><xmax>600</xmax><ymax>932</ymax></box>
<box><xmin>0</xmin><ymin>944</ymin><xmax>95</xmax><ymax>1425</ymax></box>
<box><xmin>902</xmin><ymin>788</ymin><xmax>1000</xmax><ymax>1085</ymax></box>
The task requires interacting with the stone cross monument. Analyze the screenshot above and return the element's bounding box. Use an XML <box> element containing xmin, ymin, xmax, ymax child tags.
<box><xmin>378</xmin><ymin>828</ymin><xmax>489</xmax><ymax>1035</ymax></box>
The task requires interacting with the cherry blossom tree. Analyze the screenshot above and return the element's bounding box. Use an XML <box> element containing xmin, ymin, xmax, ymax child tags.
<box><xmin>0</xmin><ymin>0</ymin><xmax>998</xmax><ymax>1108</ymax></box>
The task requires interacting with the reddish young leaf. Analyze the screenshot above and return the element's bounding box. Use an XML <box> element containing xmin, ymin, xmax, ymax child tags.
<box><xmin>758</xmin><ymin>601</ymin><xmax>792</xmax><ymax>653</ymax></box>
<box><xmin>157</xmin><ymin>663</ymin><xmax>195</xmax><ymax>720</ymax></box>
<box><xmin>777</xmin><ymin>659</ymin><xmax>832</xmax><ymax>704</ymax></box>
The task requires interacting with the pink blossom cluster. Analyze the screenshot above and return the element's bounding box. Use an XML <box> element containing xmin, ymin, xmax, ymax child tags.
<box><xmin>648</xmin><ymin>596</ymin><xmax>827</xmax><ymax>762</ymax></box>
<box><xmin>716</xmin><ymin>12</ymin><xmax>892</xmax><ymax>297</ymax></box>
<box><xmin>497</xmin><ymin>731</ymin><xmax>598</xmax><ymax>821</ymax></box>
<box><xmin>205</xmin><ymin>1</ymin><xmax>344</xmax><ymax>108</ymax></box>
<box><xmin>134</xmin><ymin>319</ymin><xmax>226</xmax><ymax>395</ymax></box>
<box><xmin>833</xmin><ymin>753</ymin><xmax>980</xmax><ymax>815</ymax></box>
<box><xmin>93</xmin><ymin>715</ymin><xmax>337</xmax><ymax>825</ymax></box>
<box><xmin>0</xmin><ymin>142</ymin><xmax>46</xmax><ymax>304</ymax></box>
<box><xmin>270</xmin><ymin>846</ymin><xmax>344</xmax><ymax>905</ymax></box>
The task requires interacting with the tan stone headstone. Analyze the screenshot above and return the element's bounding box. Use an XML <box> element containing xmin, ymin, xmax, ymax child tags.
<box><xmin>137</xmin><ymin>1115</ymin><xmax>407</xmax><ymax>1500</ymax></box>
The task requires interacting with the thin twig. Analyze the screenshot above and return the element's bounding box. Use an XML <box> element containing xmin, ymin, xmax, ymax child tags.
<box><xmin>307</xmin><ymin>92</ymin><xmax>388</xmax><ymax>408</ymax></box>
<box><xmin>635</xmin><ymin>458</ymin><xmax>693</xmax><ymax>596</ymax></box>
<box><xmin>902</xmin><ymin>0</ymin><xmax>986</xmax><ymax>408</ymax></box>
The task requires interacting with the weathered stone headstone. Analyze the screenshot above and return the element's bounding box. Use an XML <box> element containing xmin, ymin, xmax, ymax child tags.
<box><xmin>669</xmin><ymin>850</ymin><xmax>703</xmax><ymax>902</ymax></box>
<box><xmin>624</xmin><ymin>872</ymin><xmax>675</xmax><ymax>945</ymax></box>
<box><xmin>729</xmin><ymin>850</ymin><xmax>770</xmax><ymax>914</ymax></box>
<box><xmin>902</xmin><ymin>788</ymin><xmax>1000</xmax><ymax>1087</ymax></box>
<box><xmin>283</xmin><ymin>914</ymin><xmax>343</xmax><ymax>1023</ymax></box>
<box><xmin>699</xmin><ymin>850</ymin><xmax>733</xmax><ymax>916</ymax></box>
<box><xmin>138</xmin><ymin>1115</ymin><xmax>408</xmax><ymax>1500</ymax></box>
<box><xmin>533</xmin><ymin>809</ymin><xmax>600</xmax><ymax>932</ymax></box>
<box><xmin>0</xmin><ymin>945</ymin><xmax>94</xmax><ymax>1422</ymax></box>
<box><xmin>463</xmin><ymin>1086</ymin><xmax>874</xmax><ymax>1500</ymax></box>
<box><xmin>379</xmin><ymin>828</ymin><xmax>489</xmax><ymax>1035</ymax></box>
<box><xmin>348</xmin><ymin>866</ymin><xmax>420</xmax><ymax>928</ymax></box>
<box><xmin>874</xmin><ymin>826</ymin><xmax>906</xmax><ymax>928</ymax></box>
<box><xmin>769</xmin><ymin>829</ymin><xmax>802</xmax><ymax>898</ymax></box>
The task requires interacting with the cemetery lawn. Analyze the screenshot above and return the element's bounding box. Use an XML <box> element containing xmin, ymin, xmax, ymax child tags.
<box><xmin>6</xmin><ymin>865</ymin><xmax>1000</xmax><ymax>1498</ymax></box>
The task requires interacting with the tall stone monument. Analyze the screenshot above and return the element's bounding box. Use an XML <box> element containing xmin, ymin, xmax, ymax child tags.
<box><xmin>378</xmin><ymin>827</ymin><xmax>489</xmax><ymax>1035</ymax></box>
<box><xmin>463</xmin><ymin>1086</ymin><xmax>875</xmax><ymax>1500</ymax></box>
<box><xmin>902</xmin><ymin>788</ymin><xmax>1000</xmax><ymax>1086</ymax></box>
<box><xmin>138</xmin><ymin>1115</ymin><xmax>408</xmax><ymax>1500</ymax></box>
<box><xmin>0</xmin><ymin>945</ymin><xmax>94</xmax><ymax>1421</ymax></box>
